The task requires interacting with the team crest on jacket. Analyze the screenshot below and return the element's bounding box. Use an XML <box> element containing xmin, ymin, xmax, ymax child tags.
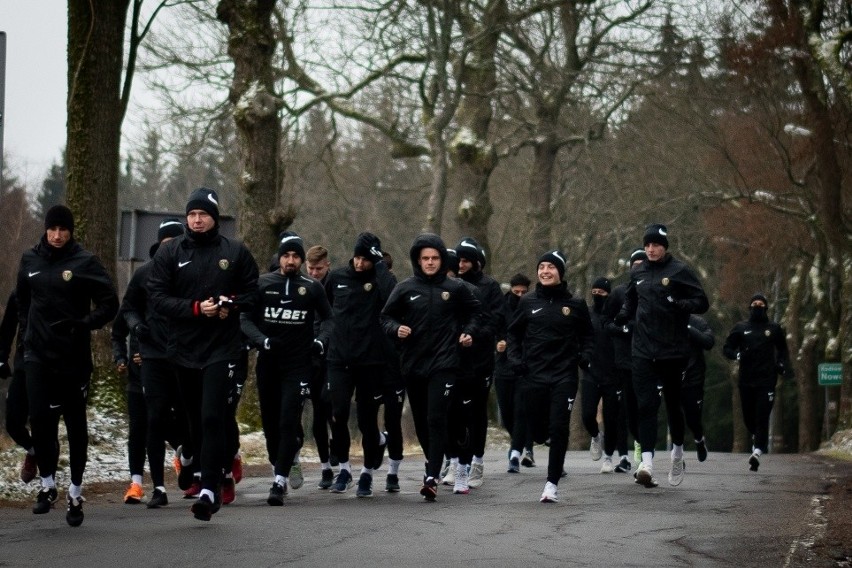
<box><xmin>765</xmin><ymin>329</ymin><xmax>771</xmax><ymax>337</ymax></box>
<box><xmin>298</xmin><ymin>286</ymin><xmax>307</xmax><ymax>295</ymax></box>
<box><xmin>364</xmin><ymin>283</ymin><xmax>373</xmax><ymax>292</ymax></box>
<box><xmin>661</xmin><ymin>277</ymin><xmax>670</xmax><ymax>286</ymax></box>
<box><xmin>562</xmin><ymin>307</ymin><xmax>571</xmax><ymax>316</ymax></box>
<box><xmin>62</xmin><ymin>270</ymin><xmax>73</xmax><ymax>281</ymax></box>
<box><xmin>441</xmin><ymin>291</ymin><xmax>450</xmax><ymax>301</ymax></box>
<box><xmin>219</xmin><ymin>259</ymin><xmax>229</xmax><ymax>270</ymax></box>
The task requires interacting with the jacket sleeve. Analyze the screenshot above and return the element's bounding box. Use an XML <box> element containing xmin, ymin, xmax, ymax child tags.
<box><xmin>239</xmin><ymin>287</ymin><xmax>267</xmax><ymax>349</ymax></box>
<box><xmin>458</xmin><ymin>283</ymin><xmax>484</xmax><ymax>339</ymax></box>
<box><xmin>722</xmin><ymin>324</ymin><xmax>742</xmax><ymax>360</ymax></box>
<box><xmin>314</xmin><ymin>281</ymin><xmax>334</xmax><ymax>348</ymax></box>
<box><xmin>675</xmin><ymin>265</ymin><xmax>709</xmax><ymax>315</ymax></box>
<box><xmin>120</xmin><ymin>266</ymin><xmax>148</xmax><ymax>331</ymax></box>
<box><xmin>506</xmin><ymin>302</ymin><xmax>527</xmax><ymax>369</ymax></box>
<box><xmin>147</xmin><ymin>244</ymin><xmax>196</xmax><ymax>319</ymax></box>
<box><xmin>380</xmin><ymin>283</ymin><xmax>405</xmax><ymax>339</ymax></box>
<box><xmin>111</xmin><ymin>311</ymin><xmax>129</xmax><ymax>363</ymax></box>
<box><xmin>688</xmin><ymin>316</ymin><xmax>715</xmax><ymax>351</ymax></box>
<box><xmin>16</xmin><ymin>256</ymin><xmax>31</xmax><ymax>339</ymax></box>
<box><xmin>575</xmin><ymin>301</ymin><xmax>596</xmax><ymax>363</ymax></box>
<box><xmin>231</xmin><ymin>244</ymin><xmax>260</xmax><ymax>312</ymax></box>
<box><xmin>773</xmin><ymin>324</ymin><xmax>791</xmax><ymax>370</ymax></box>
<box><xmin>82</xmin><ymin>255</ymin><xmax>119</xmax><ymax>331</ymax></box>
<box><xmin>0</xmin><ymin>292</ymin><xmax>19</xmax><ymax>361</ymax></box>
<box><xmin>618</xmin><ymin>280</ymin><xmax>637</xmax><ymax>322</ymax></box>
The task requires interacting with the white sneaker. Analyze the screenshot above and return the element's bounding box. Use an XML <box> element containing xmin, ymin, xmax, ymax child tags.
<box><xmin>668</xmin><ymin>457</ymin><xmax>685</xmax><ymax>486</ymax></box>
<box><xmin>468</xmin><ymin>462</ymin><xmax>484</xmax><ymax>488</ymax></box>
<box><xmin>634</xmin><ymin>462</ymin><xmax>658</xmax><ymax>488</ymax></box>
<box><xmin>590</xmin><ymin>433</ymin><xmax>603</xmax><ymax>461</ymax></box>
<box><xmin>540</xmin><ymin>481</ymin><xmax>558</xmax><ymax>503</ymax></box>
<box><xmin>442</xmin><ymin>461</ymin><xmax>456</xmax><ymax>486</ymax></box>
<box><xmin>600</xmin><ymin>457</ymin><xmax>613</xmax><ymax>474</ymax></box>
<box><xmin>289</xmin><ymin>463</ymin><xmax>304</xmax><ymax>489</ymax></box>
<box><xmin>453</xmin><ymin>464</ymin><xmax>470</xmax><ymax>495</ymax></box>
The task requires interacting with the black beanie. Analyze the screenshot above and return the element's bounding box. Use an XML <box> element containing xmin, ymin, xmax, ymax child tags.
<box><xmin>509</xmin><ymin>273</ymin><xmax>531</xmax><ymax>288</ymax></box>
<box><xmin>44</xmin><ymin>205</ymin><xmax>74</xmax><ymax>233</ymax></box>
<box><xmin>643</xmin><ymin>223</ymin><xmax>669</xmax><ymax>248</ymax></box>
<box><xmin>750</xmin><ymin>293</ymin><xmax>768</xmax><ymax>306</ymax></box>
<box><xmin>629</xmin><ymin>249</ymin><xmax>648</xmax><ymax>264</ymax></box>
<box><xmin>456</xmin><ymin>237</ymin><xmax>485</xmax><ymax>269</ymax></box>
<box><xmin>157</xmin><ymin>218</ymin><xmax>184</xmax><ymax>242</ymax></box>
<box><xmin>353</xmin><ymin>232</ymin><xmax>381</xmax><ymax>259</ymax></box>
<box><xmin>185</xmin><ymin>187</ymin><xmax>220</xmax><ymax>222</ymax></box>
<box><xmin>591</xmin><ymin>276</ymin><xmax>611</xmax><ymax>293</ymax></box>
<box><xmin>277</xmin><ymin>231</ymin><xmax>305</xmax><ymax>261</ymax></box>
<box><xmin>537</xmin><ymin>250</ymin><xmax>566</xmax><ymax>280</ymax></box>
<box><xmin>445</xmin><ymin>248</ymin><xmax>460</xmax><ymax>274</ymax></box>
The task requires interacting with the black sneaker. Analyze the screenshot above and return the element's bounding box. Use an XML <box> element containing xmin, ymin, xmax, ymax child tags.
<box><xmin>521</xmin><ymin>449</ymin><xmax>536</xmax><ymax>468</ymax></box>
<box><xmin>507</xmin><ymin>457</ymin><xmax>520</xmax><ymax>473</ymax></box>
<box><xmin>66</xmin><ymin>495</ymin><xmax>85</xmax><ymax>527</ymax></box>
<box><xmin>696</xmin><ymin>439</ymin><xmax>708</xmax><ymax>462</ymax></box>
<box><xmin>385</xmin><ymin>473</ymin><xmax>400</xmax><ymax>493</ymax></box>
<box><xmin>372</xmin><ymin>432</ymin><xmax>388</xmax><ymax>470</ymax></box>
<box><xmin>32</xmin><ymin>487</ymin><xmax>58</xmax><ymax>514</ymax></box>
<box><xmin>267</xmin><ymin>482</ymin><xmax>286</xmax><ymax>506</ymax></box>
<box><xmin>330</xmin><ymin>469</ymin><xmax>353</xmax><ymax>493</ymax></box>
<box><xmin>318</xmin><ymin>469</ymin><xmax>334</xmax><ymax>490</ymax></box>
<box><xmin>613</xmin><ymin>456</ymin><xmax>632</xmax><ymax>473</ymax></box>
<box><xmin>147</xmin><ymin>488</ymin><xmax>169</xmax><ymax>509</ymax></box>
<box><xmin>356</xmin><ymin>472</ymin><xmax>373</xmax><ymax>498</ymax></box>
<box><xmin>191</xmin><ymin>494</ymin><xmax>214</xmax><ymax>521</ymax></box>
<box><xmin>748</xmin><ymin>452</ymin><xmax>760</xmax><ymax>472</ymax></box>
<box><xmin>177</xmin><ymin>456</ymin><xmax>196</xmax><ymax>490</ymax></box>
<box><xmin>420</xmin><ymin>476</ymin><xmax>438</xmax><ymax>501</ymax></box>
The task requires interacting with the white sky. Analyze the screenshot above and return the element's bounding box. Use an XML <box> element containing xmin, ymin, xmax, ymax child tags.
<box><xmin>0</xmin><ymin>0</ymin><xmax>67</xmax><ymax>186</ymax></box>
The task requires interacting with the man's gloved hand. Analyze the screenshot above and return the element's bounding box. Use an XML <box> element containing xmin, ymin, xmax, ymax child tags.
<box><xmin>614</xmin><ymin>312</ymin><xmax>628</xmax><ymax>326</ymax></box>
<box><xmin>776</xmin><ymin>362</ymin><xmax>786</xmax><ymax>376</ymax></box>
<box><xmin>134</xmin><ymin>322</ymin><xmax>151</xmax><ymax>340</ymax></box>
<box><xmin>579</xmin><ymin>359</ymin><xmax>591</xmax><ymax>371</ymax></box>
<box><xmin>312</xmin><ymin>339</ymin><xmax>326</xmax><ymax>357</ymax></box>
<box><xmin>264</xmin><ymin>336</ymin><xmax>286</xmax><ymax>351</ymax></box>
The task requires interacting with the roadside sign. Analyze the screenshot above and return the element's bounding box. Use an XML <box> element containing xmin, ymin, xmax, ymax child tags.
<box><xmin>818</xmin><ymin>363</ymin><xmax>842</xmax><ymax>386</ymax></box>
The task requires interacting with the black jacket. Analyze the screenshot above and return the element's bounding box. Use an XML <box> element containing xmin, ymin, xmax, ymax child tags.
<box><xmin>325</xmin><ymin>259</ymin><xmax>396</xmax><ymax>366</ymax></box>
<box><xmin>507</xmin><ymin>282</ymin><xmax>594</xmax><ymax>386</ymax></box>
<box><xmin>0</xmin><ymin>291</ymin><xmax>23</xmax><ymax>372</ymax></box>
<box><xmin>583</xmin><ymin>301</ymin><xmax>617</xmax><ymax>386</ymax></box>
<box><xmin>119</xmin><ymin>260</ymin><xmax>172</xmax><ymax>360</ymax></box>
<box><xmin>494</xmin><ymin>291</ymin><xmax>523</xmax><ymax>380</ymax></box>
<box><xmin>618</xmin><ymin>253</ymin><xmax>709</xmax><ymax>361</ymax></box>
<box><xmin>110</xmin><ymin>312</ymin><xmax>142</xmax><ymax>393</ymax></box>
<box><xmin>147</xmin><ymin>229</ymin><xmax>259</xmax><ymax>369</ymax></box>
<box><xmin>381</xmin><ymin>233</ymin><xmax>482</xmax><ymax>378</ymax></box>
<box><xmin>16</xmin><ymin>236</ymin><xmax>118</xmax><ymax>372</ymax></box>
<box><xmin>241</xmin><ymin>270</ymin><xmax>332</xmax><ymax>373</ymax></box>
<box><xmin>459</xmin><ymin>268</ymin><xmax>505</xmax><ymax>375</ymax></box>
<box><xmin>723</xmin><ymin>316</ymin><xmax>790</xmax><ymax>387</ymax></box>
<box><xmin>683</xmin><ymin>314</ymin><xmax>714</xmax><ymax>388</ymax></box>
<box><xmin>604</xmin><ymin>283</ymin><xmax>634</xmax><ymax>371</ymax></box>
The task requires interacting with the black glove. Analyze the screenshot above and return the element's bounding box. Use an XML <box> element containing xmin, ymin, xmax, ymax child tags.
<box><xmin>355</xmin><ymin>232</ymin><xmax>384</xmax><ymax>263</ymax></box>
<box><xmin>579</xmin><ymin>359</ymin><xmax>591</xmax><ymax>371</ymax></box>
<box><xmin>312</xmin><ymin>339</ymin><xmax>326</xmax><ymax>357</ymax></box>
<box><xmin>264</xmin><ymin>336</ymin><xmax>287</xmax><ymax>351</ymax></box>
<box><xmin>776</xmin><ymin>362</ymin><xmax>786</xmax><ymax>376</ymax></box>
<box><xmin>613</xmin><ymin>312</ymin><xmax>628</xmax><ymax>326</ymax></box>
<box><xmin>133</xmin><ymin>322</ymin><xmax>151</xmax><ymax>340</ymax></box>
<box><xmin>50</xmin><ymin>318</ymin><xmax>87</xmax><ymax>335</ymax></box>
<box><xmin>0</xmin><ymin>361</ymin><xmax>11</xmax><ymax>379</ymax></box>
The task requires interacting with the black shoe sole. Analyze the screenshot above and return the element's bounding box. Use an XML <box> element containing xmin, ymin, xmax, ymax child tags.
<box><xmin>66</xmin><ymin>513</ymin><xmax>84</xmax><ymax>527</ymax></box>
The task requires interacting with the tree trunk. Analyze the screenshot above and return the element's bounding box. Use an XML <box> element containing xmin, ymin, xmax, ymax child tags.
<box><xmin>423</xmin><ymin>134</ymin><xmax>449</xmax><ymax>234</ymax></box>
<box><xmin>527</xmin><ymin>124</ymin><xmax>559</xmax><ymax>255</ymax></box>
<box><xmin>217</xmin><ymin>0</ymin><xmax>290</xmax><ymax>265</ymax></box>
<box><xmin>66</xmin><ymin>0</ymin><xmax>130</xmax><ymax>281</ymax></box>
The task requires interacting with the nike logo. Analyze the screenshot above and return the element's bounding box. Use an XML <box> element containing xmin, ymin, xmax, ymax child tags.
<box><xmin>444</xmin><ymin>383</ymin><xmax>453</xmax><ymax>388</ymax></box>
<box><xmin>462</xmin><ymin>399</ymin><xmax>472</xmax><ymax>405</ymax></box>
<box><xmin>532</xmin><ymin>308</ymin><xmax>543</xmax><ymax>314</ymax></box>
<box><xmin>336</xmin><ymin>284</ymin><xmax>348</xmax><ymax>288</ymax></box>
<box><xmin>299</xmin><ymin>382</ymin><xmax>309</xmax><ymax>387</ymax></box>
<box><xmin>410</xmin><ymin>295</ymin><xmax>421</xmax><ymax>301</ymax></box>
<box><xmin>280</xmin><ymin>300</ymin><xmax>292</xmax><ymax>305</ymax></box>
<box><xmin>28</xmin><ymin>271</ymin><xmax>40</xmax><ymax>277</ymax></box>
<box><xmin>228</xmin><ymin>363</ymin><xmax>237</xmax><ymax>369</ymax></box>
<box><xmin>395</xmin><ymin>389</ymin><xmax>404</xmax><ymax>396</ymax></box>
<box><xmin>49</xmin><ymin>404</ymin><xmax>61</xmax><ymax>409</ymax></box>
<box><xmin>178</xmin><ymin>261</ymin><xmax>191</xmax><ymax>268</ymax></box>
<box><xmin>373</xmin><ymin>394</ymin><xmax>383</xmax><ymax>400</ymax></box>
<box><xmin>637</xmin><ymin>279</ymin><xmax>644</xmax><ymax>285</ymax></box>
<box><xmin>207</xmin><ymin>193</ymin><xmax>219</xmax><ymax>205</ymax></box>
<box><xmin>743</xmin><ymin>331</ymin><xmax>752</xmax><ymax>335</ymax></box>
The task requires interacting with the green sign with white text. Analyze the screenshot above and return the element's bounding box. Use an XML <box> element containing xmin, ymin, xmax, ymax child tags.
<box><xmin>818</xmin><ymin>363</ymin><xmax>842</xmax><ymax>386</ymax></box>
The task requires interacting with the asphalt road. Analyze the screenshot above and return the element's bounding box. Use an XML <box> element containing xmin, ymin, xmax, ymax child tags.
<box><xmin>0</xmin><ymin>450</ymin><xmax>839</xmax><ymax>567</ymax></box>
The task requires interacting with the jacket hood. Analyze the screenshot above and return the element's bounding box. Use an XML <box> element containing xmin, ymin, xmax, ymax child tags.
<box><xmin>409</xmin><ymin>233</ymin><xmax>449</xmax><ymax>279</ymax></box>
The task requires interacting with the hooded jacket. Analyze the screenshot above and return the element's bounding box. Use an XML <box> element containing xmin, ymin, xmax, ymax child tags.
<box><xmin>683</xmin><ymin>314</ymin><xmax>715</xmax><ymax>388</ymax></box>
<box><xmin>458</xmin><ymin>267</ymin><xmax>505</xmax><ymax>376</ymax></box>
<box><xmin>723</xmin><ymin>311</ymin><xmax>789</xmax><ymax>387</ymax></box>
<box><xmin>380</xmin><ymin>233</ymin><xmax>483</xmax><ymax>377</ymax></box>
<box><xmin>507</xmin><ymin>281</ymin><xmax>594</xmax><ymax>386</ymax></box>
<box><xmin>16</xmin><ymin>235</ymin><xmax>118</xmax><ymax>372</ymax></box>
<box><xmin>147</xmin><ymin>229</ymin><xmax>259</xmax><ymax>369</ymax></box>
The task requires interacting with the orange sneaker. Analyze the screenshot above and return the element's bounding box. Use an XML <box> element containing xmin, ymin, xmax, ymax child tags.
<box><xmin>124</xmin><ymin>482</ymin><xmax>144</xmax><ymax>504</ymax></box>
<box><xmin>172</xmin><ymin>452</ymin><xmax>182</xmax><ymax>476</ymax></box>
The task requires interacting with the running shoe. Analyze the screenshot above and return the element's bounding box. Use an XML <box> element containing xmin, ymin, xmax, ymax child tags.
<box><xmin>540</xmin><ymin>481</ymin><xmax>558</xmax><ymax>503</ymax></box>
<box><xmin>267</xmin><ymin>482</ymin><xmax>286</xmax><ymax>506</ymax></box>
<box><xmin>749</xmin><ymin>452</ymin><xmax>760</xmax><ymax>472</ymax></box>
<box><xmin>696</xmin><ymin>439</ymin><xmax>707</xmax><ymax>462</ymax></box>
<box><xmin>507</xmin><ymin>457</ymin><xmax>520</xmax><ymax>474</ymax></box>
<box><xmin>468</xmin><ymin>462</ymin><xmax>484</xmax><ymax>488</ymax></box>
<box><xmin>177</xmin><ymin>456</ymin><xmax>196</xmax><ymax>490</ymax></box>
<box><xmin>221</xmin><ymin>477</ymin><xmax>236</xmax><ymax>505</ymax></box>
<box><xmin>330</xmin><ymin>469</ymin><xmax>353</xmax><ymax>493</ymax></box>
<box><xmin>668</xmin><ymin>457</ymin><xmax>685</xmax><ymax>486</ymax></box>
<box><xmin>32</xmin><ymin>487</ymin><xmax>58</xmax><ymax>514</ymax></box>
<box><xmin>147</xmin><ymin>488</ymin><xmax>168</xmax><ymax>509</ymax></box>
<box><xmin>373</xmin><ymin>432</ymin><xmax>388</xmax><ymax>470</ymax></box>
<box><xmin>232</xmin><ymin>454</ymin><xmax>243</xmax><ymax>484</ymax></box>
<box><xmin>20</xmin><ymin>453</ymin><xmax>37</xmax><ymax>483</ymax></box>
<box><xmin>521</xmin><ymin>449</ymin><xmax>535</xmax><ymax>468</ymax></box>
<box><xmin>420</xmin><ymin>477</ymin><xmax>438</xmax><ymax>501</ymax></box>
<box><xmin>318</xmin><ymin>469</ymin><xmax>335</xmax><ymax>490</ymax></box>
<box><xmin>600</xmin><ymin>457</ymin><xmax>614</xmax><ymax>474</ymax></box>
<box><xmin>191</xmin><ymin>493</ymin><xmax>215</xmax><ymax>521</ymax></box>
<box><xmin>66</xmin><ymin>495</ymin><xmax>85</xmax><ymax>527</ymax></box>
<box><xmin>385</xmin><ymin>473</ymin><xmax>400</xmax><ymax>493</ymax></box>
<box><xmin>453</xmin><ymin>464</ymin><xmax>470</xmax><ymax>495</ymax></box>
<box><xmin>590</xmin><ymin>433</ymin><xmax>603</xmax><ymax>461</ymax></box>
<box><xmin>183</xmin><ymin>478</ymin><xmax>202</xmax><ymax>499</ymax></box>
<box><xmin>289</xmin><ymin>463</ymin><xmax>304</xmax><ymax>489</ymax></box>
<box><xmin>123</xmin><ymin>482</ymin><xmax>144</xmax><ymax>504</ymax></box>
<box><xmin>441</xmin><ymin>461</ymin><xmax>456</xmax><ymax>486</ymax></box>
<box><xmin>173</xmin><ymin>446</ymin><xmax>182</xmax><ymax>476</ymax></box>
<box><xmin>634</xmin><ymin>462</ymin><xmax>659</xmax><ymax>488</ymax></box>
<box><xmin>356</xmin><ymin>472</ymin><xmax>373</xmax><ymax>498</ymax></box>
<box><xmin>613</xmin><ymin>456</ymin><xmax>632</xmax><ymax>473</ymax></box>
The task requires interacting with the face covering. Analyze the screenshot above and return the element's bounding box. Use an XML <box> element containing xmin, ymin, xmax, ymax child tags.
<box><xmin>749</xmin><ymin>306</ymin><xmax>768</xmax><ymax>322</ymax></box>
<box><xmin>592</xmin><ymin>295</ymin><xmax>607</xmax><ymax>313</ymax></box>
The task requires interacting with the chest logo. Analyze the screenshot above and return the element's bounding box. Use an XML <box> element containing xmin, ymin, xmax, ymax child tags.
<box><xmin>661</xmin><ymin>277</ymin><xmax>670</xmax><ymax>286</ymax></box>
<box><xmin>441</xmin><ymin>291</ymin><xmax>450</xmax><ymax>301</ymax></box>
<box><xmin>219</xmin><ymin>259</ymin><xmax>229</xmax><ymax>270</ymax></box>
<box><xmin>62</xmin><ymin>270</ymin><xmax>73</xmax><ymax>282</ymax></box>
<box><xmin>532</xmin><ymin>308</ymin><xmax>543</xmax><ymax>314</ymax></box>
<box><xmin>298</xmin><ymin>286</ymin><xmax>307</xmax><ymax>296</ymax></box>
<box><xmin>765</xmin><ymin>329</ymin><xmax>771</xmax><ymax>337</ymax></box>
<box><xmin>562</xmin><ymin>307</ymin><xmax>571</xmax><ymax>316</ymax></box>
<box><xmin>364</xmin><ymin>283</ymin><xmax>373</xmax><ymax>292</ymax></box>
<box><xmin>178</xmin><ymin>260</ymin><xmax>191</xmax><ymax>268</ymax></box>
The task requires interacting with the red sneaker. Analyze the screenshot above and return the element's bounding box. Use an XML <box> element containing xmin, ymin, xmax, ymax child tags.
<box><xmin>231</xmin><ymin>455</ymin><xmax>243</xmax><ymax>484</ymax></box>
<box><xmin>221</xmin><ymin>478</ymin><xmax>236</xmax><ymax>505</ymax></box>
<box><xmin>20</xmin><ymin>453</ymin><xmax>37</xmax><ymax>483</ymax></box>
<box><xmin>183</xmin><ymin>479</ymin><xmax>201</xmax><ymax>499</ymax></box>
